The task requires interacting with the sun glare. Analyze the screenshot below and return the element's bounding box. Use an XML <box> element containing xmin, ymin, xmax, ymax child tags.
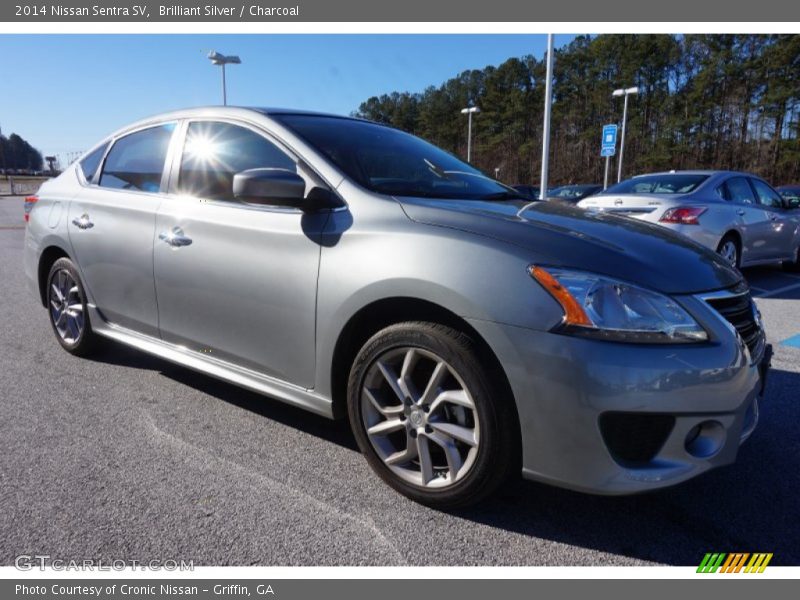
<box><xmin>184</xmin><ymin>134</ymin><xmax>220</xmax><ymax>162</ymax></box>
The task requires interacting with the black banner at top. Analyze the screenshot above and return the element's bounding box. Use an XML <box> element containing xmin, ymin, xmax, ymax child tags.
<box><xmin>2</xmin><ymin>0</ymin><xmax>800</xmax><ymax>22</ymax></box>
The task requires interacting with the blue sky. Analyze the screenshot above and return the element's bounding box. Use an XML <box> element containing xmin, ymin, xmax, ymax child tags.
<box><xmin>0</xmin><ymin>34</ymin><xmax>575</xmax><ymax>159</ymax></box>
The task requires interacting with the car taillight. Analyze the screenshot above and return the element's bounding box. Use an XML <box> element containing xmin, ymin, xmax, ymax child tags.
<box><xmin>23</xmin><ymin>195</ymin><xmax>38</xmax><ymax>223</ymax></box>
<box><xmin>659</xmin><ymin>206</ymin><xmax>706</xmax><ymax>225</ymax></box>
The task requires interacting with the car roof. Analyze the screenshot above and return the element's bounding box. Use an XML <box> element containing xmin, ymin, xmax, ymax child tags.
<box><xmin>103</xmin><ymin>106</ymin><xmax>368</xmax><ymax>140</ymax></box>
<box><xmin>631</xmin><ymin>169</ymin><xmax>760</xmax><ymax>178</ymax></box>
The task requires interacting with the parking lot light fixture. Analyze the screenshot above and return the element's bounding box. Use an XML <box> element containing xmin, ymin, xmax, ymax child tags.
<box><xmin>460</xmin><ymin>106</ymin><xmax>480</xmax><ymax>163</ymax></box>
<box><xmin>612</xmin><ymin>86</ymin><xmax>639</xmax><ymax>183</ymax></box>
<box><xmin>208</xmin><ymin>51</ymin><xmax>242</xmax><ymax>106</ymax></box>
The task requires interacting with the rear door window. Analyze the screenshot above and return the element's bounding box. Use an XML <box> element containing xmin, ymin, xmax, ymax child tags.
<box><xmin>99</xmin><ymin>123</ymin><xmax>176</xmax><ymax>193</ymax></box>
<box><xmin>725</xmin><ymin>177</ymin><xmax>756</xmax><ymax>205</ymax></box>
<box><xmin>79</xmin><ymin>143</ymin><xmax>109</xmax><ymax>184</ymax></box>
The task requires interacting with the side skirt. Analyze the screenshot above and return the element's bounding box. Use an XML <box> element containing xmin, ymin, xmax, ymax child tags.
<box><xmin>87</xmin><ymin>305</ymin><xmax>335</xmax><ymax>419</ymax></box>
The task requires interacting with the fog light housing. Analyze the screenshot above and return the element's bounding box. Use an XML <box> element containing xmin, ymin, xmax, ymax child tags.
<box><xmin>685</xmin><ymin>421</ymin><xmax>725</xmax><ymax>458</ymax></box>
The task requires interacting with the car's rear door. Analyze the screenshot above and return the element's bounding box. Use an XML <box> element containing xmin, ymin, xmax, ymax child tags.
<box><xmin>153</xmin><ymin>119</ymin><xmax>328</xmax><ymax>388</ymax></box>
<box><xmin>67</xmin><ymin>122</ymin><xmax>178</xmax><ymax>336</ymax></box>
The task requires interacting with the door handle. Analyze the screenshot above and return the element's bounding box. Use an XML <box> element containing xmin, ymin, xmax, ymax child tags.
<box><xmin>159</xmin><ymin>227</ymin><xmax>193</xmax><ymax>247</ymax></box>
<box><xmin>736</xmin><ymin>209</ymin><xmax>745</xmax><ymax>216</ymax></box>
<box><xmin>769</xmin><ymin>214</ymin><xmax>779</xmax><ymax>221</ymax></box>
<box><xmin>71</xmin><ymin>214</ymin><xmax>94</xmax><ymax>229</ymax></box>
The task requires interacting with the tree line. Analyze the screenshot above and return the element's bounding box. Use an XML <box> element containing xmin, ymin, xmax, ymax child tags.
<box><xmin>0</xmin><ymin>132</ymin><xmax>44</xmax><ymax>173</ymax></box>
<box><xmin>354</xmin><ymin>35</ymin><xmax>800</xmax><ymax>187</ymax></box>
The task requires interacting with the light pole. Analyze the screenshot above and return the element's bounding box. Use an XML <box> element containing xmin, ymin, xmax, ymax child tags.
<box><xmin>539</xmin><ymin>33</ymin><xmax>554</xmax><ymax>200</ymax></box>
<box><xmin>612</xmin><ymin>86</ymin><xmax>638</xmax><ymax>183</ymax></box>
<box><xmin>208</xmin><ymin>51</ymin><xmax>242</xmax><ymax>106</ymax></box>
<box><xmin>460</xmin><ymin>106</ymin><xmax>480</xmax><ymax>163</ymax></box>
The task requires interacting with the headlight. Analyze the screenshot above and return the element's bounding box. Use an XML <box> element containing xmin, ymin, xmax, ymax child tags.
<box><xmin>530</xmin><ymin>266</ymin><xmax>708</xmax><ymax>343</ymax></box>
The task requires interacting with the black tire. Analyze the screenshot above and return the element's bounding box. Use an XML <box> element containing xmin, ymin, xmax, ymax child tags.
<box><xmin>46</xmin><ymin>257</ymin><xmax>99</xmax><ymax>356</ymax></box>
<box><xmin>716</xmin><ymin>234</ymin><xmax>741</xmax><ymax>269</ymax></box>
<box><xmin>347</xmin><ymin>321</ymin><xmax>519</xmax><ymax>509</ymax></box>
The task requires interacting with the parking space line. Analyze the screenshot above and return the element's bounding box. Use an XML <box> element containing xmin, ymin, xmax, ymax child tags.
<box><xmin>780</xmin><ymin>334</ymin><xmax>800</xmax><ymax>348</ymax></box>
<box><xmin>755</xmin><ymin>281</ymin><xmax>800</xmax><ymax>298</ymax></box>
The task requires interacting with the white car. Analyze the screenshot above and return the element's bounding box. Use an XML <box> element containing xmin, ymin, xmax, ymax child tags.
<box><xmin>579</xmin><ymin>170</ymin><xmax>800</xmax><ymax>270</ymax></box>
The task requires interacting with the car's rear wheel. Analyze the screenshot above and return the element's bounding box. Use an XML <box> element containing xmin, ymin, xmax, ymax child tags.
<box><xmin>716</xmin><ymin>235</ymin><xmax>741</xmax><ymax>269</ymax></box>
<box><xmin>347</xmin><ymin>322</ymin><xmax>518</xmax><ymax>508</ymax></box>
<box><xmin>47</xmin><ymin>258</ymin><xmax>98</xmax><ymax>356</ymax></box>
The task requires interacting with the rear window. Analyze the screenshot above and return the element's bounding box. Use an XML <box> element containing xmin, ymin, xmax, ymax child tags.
<box><xmin>603</xmin><ymin>174</ymin><xmax>709</xmax><ymax>195</ymax></box>
<box><xmin>79</xmin><ymin>143</ymin><xmax>108</xmax><ymax>184</ymax></box>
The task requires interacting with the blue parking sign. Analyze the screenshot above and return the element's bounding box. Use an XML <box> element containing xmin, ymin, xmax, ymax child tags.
<box><xmin>601</xmin><ymin>124</ymin><xmax>617</xmax><ymax>156</ymax></box>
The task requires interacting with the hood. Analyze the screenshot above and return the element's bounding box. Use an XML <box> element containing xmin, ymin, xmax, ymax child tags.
<box><xmin>398</xmin><ymin>197</ymin><xmax>741</xmax><ymax>295</ymax></box>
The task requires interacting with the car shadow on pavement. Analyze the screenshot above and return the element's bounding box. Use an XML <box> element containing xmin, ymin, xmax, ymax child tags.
<box><xmin>452</xmin><ymin>368</ymin><xmax>800</xmax><ymax>566</ymax></box>
<box><xmin>86</xmin><ymin>340</ymin><xmax>359</xmax><ymax>452</ymax></box>
<box><xmin>89</xmin><ymin>341</ymin><xmax>799</xmax><ymax>566</ymax></box>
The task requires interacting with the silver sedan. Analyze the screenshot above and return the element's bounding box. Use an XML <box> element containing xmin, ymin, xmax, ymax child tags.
<box><xmin>24</xmin><ymin>109</ymin><xmax>771</xmax><ymax>507</ymax></box>
<box><xmin>579</xmin><ymin>170</ymin><xmax>800</xmax><ymax>270</ymax></box>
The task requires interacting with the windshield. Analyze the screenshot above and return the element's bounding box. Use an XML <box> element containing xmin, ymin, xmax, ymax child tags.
<box><xmin>275</xmin><ymin>115</ymin><xmax>520</xmax><ymax>200</ymax></box>
<box><xmin>602</xmin><ymin>174</ymin><xmax>709</xmax><ymax>195</ymax></box>
<box><xmin>551</xmin><ymin>185</ymin><xmax>594</xmax><ymax>198</ymax></box>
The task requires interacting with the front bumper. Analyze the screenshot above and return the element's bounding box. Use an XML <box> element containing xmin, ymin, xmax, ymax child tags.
<box><xmin>467</xmin><ymin>298</ymin><xmax>769</xmax><ymax>495</ymax></box>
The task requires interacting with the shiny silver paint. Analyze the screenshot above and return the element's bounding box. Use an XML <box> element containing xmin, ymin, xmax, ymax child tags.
<box><xmin>578</xmin><ymin>170</ymin><xmax>800</xmax><ymax>267</ymax></box>
<box><xmin>25</xmin><ymin>108</ymin><xmax>768</xmax><ymax>494</ymax></box>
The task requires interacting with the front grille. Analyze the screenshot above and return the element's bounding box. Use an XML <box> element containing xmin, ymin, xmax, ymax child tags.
<box><xmin>705</xmin><ymin>292</ymin><xmax>762</xmax><ymax>359</ymax></box>
<box><xmin>599</xmin><ymin>412</ymin><xmax>675</xmax><ymax>466</ymax></box>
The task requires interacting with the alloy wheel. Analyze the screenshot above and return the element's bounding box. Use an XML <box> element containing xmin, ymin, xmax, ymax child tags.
<box><xmin>360</xmin><ymin>347</ymin><xmax>480</xmax><ymax>489</ymax></box>
<box><xmin>719</xmin><ymin>240</ymin><xmax>738</xmax><ymax>267</ymax></box>
<box><xmin>49</xmin><ymin>269</ymin><xmax>85</xmax><ymax>344</ymax></box>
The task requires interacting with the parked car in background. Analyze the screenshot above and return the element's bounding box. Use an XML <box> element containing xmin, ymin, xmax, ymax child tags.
<box><xmin>578</xmin><ymin>170</ymin><xmax>800</xmax><ymax>270</ymax></box>
<box><xmin>549</xmin><ymin>184</ymin><xmax>603</xmax><ymax>203</ymax></box>
<box><xmin>777</xmin><ymin>185</ymin><xmax>800</xmax><ymax>207</ymax></box>
<box><xmin>25</xmin><ymin>109</ymin><xmax>771</xmax><ymax>507</ymax></box>
<box><xmin>510</xmin><ymin>184</ymin><xmax>540</xmax><ymax>200</ymax></box>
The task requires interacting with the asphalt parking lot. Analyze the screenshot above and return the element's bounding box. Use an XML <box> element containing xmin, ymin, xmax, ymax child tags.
<box><xmin>1</xmin><ymin>194</ymin><xmax>798</xmax><ymax>566</ymax></box>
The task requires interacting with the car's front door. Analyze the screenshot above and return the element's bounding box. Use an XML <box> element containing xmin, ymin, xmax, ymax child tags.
<box><xmin>153</xmin><ymin>120</ymin><xmax>328</xmax><ymax>388</ymax></box>
<box><xmin>749</xmin><ymin>178</ymin><xmax>796</xmax><ymax>261</ymax></box>
<box><xmin>67</xmin><ymin>122</ymin><xmax>177</xmax><ymax>336</ymax></box>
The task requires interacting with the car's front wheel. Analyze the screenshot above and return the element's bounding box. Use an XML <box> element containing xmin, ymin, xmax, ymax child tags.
<box><xmin>347</xmin><ymin>322</ymin><xmax>518</xmax><ymax>508</ymax></box>
<box><xmin>46</xmin><ymin>257</ymin><xmax>99</xmax><ymax>356</ymax></box>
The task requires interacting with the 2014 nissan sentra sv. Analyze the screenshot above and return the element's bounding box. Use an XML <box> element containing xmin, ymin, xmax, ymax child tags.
<box><xmin>24</xmin><ymin>107</ymin><xmax>772</xmax><ymax>507</ymax></box>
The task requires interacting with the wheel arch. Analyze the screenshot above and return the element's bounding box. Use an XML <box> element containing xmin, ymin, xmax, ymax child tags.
<box><xmin>718</xmin><ymin>229</ymin><xmax>742</xmax><ymax>250</ymax></box>
<box><xmin>37</xmin><ymin>245</ymin><xmax>72</xmax><ymax>307</ymax></box>
<box><xmin>329</xmin><ymin>297</ymin><xmax>521</xmax><ymax>461</ymax></box>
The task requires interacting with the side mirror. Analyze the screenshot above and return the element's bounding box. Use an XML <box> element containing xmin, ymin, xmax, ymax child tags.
<box><xmin>782</xmin><ymin>195</ymin><xmax>800</xmax><ymax>210</ymax></box>
<box><xmin>233</xmin><ymin>168</ymin><xmax>335</xmax><ymax>211</ymax></box>
<box><xmin>233</xmin><ymin>168</ymin><xmax>305</xmax><ymax>207</ymax></box>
